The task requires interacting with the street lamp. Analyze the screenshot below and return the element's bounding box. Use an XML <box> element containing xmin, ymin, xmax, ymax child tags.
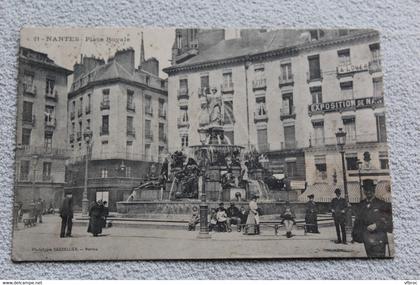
<box><xmin>82</xmin><ymin>128</ymin><xmax>93</xmax><ymax>215</ymax></box>
<box><xmin>197</xmin><ymin>127</ymin><xmax>210</xmax><ymax>239</ymax></box>
<box><xmin>357</xmin><ymin>160</ymin><xmax>363</xmax><ymax>202</ymax></box>
<box><xmin>335</xmin><ymin>128</ymin><xmax>352</xmax><ymax>229</ymax></box>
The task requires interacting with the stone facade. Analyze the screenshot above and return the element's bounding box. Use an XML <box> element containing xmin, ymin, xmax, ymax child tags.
<box><xmin>15</xmin><ymin>47</ymin><xmax>72</xmax><ymax>208</ymax></box>
<box><xmin>66</xmin><ymin>46</ymin><xmax>168</xmax><ymax>211</ymax></box>
<box><xmin>164</xmin><ymin>29</ymin><xmax>389</xmax><ymax>198</ymax></box>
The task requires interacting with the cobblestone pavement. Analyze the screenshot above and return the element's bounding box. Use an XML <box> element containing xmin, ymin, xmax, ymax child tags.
<box><xmin>11</xmin><ymin>214</ymin><xmax>378</xmax><ymax>261</ymax></box>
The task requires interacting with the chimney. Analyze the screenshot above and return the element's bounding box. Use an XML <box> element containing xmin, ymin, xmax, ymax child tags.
<box><xmin>141</xmin><ymin>57</ymin><xmax>159</xmax><ymax>76</ymax></box>
<box><xmin>113</xmin><ymin>48</ymin><xmax>135</xmax><ymax>74</ymax></box>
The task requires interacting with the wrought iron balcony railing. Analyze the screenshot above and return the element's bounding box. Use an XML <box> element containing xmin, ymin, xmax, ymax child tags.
<box><xmin>252</xmin><ymin>78</ymin><xmax>267</xmax><ymax>90</ymax></box>
<box><xmin>280</xmin><ymin>106</ymin><xmax>296</xmax><ymax>120</ymax></box>
<box><xmin>100</xmin><ymin>100</ymin><xmax>110</xmax><ymax>110</ymax></box>
<box><xmin>278</xmin><ymin>74</ymin><xmax>294</xmax><ymax>87</ymax></box>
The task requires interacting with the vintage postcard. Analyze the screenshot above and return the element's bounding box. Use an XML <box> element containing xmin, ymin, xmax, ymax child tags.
<box><xmin>12</xmin><ymin>27</ymin><xmax>393</xmax><ymax>261</ymax></box>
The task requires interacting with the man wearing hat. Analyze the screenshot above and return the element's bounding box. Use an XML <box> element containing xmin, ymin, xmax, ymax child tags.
<box><xmin>305</xmin><ymin>194</ymin><xmax>320</xmax><ymax>233</ymax></box>
<box><xmin>330</xmin><ymin>188</ymin><xmax>348</xmax><ymax>244</ymax></box>
<box><xmin>352</xmin><ymin>179</ymin><xmax>393</xmax><ymax>257</ymax></box>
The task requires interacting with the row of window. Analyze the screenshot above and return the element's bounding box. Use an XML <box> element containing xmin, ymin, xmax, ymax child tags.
<box><xmin>18</xmin><ymin>160</ymin><xmax>52</xmax><ymax>181</ymax></box>
<box><xmin>22</xmin><ymin>72</ymin><xmax>56</xmax><ymax>96</ymax></box>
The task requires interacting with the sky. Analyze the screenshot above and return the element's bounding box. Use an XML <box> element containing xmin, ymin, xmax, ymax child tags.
<box><xmin>20</xmin><ymin>27</ymin><xmax>176</xmax><ymax>79</ymax></box>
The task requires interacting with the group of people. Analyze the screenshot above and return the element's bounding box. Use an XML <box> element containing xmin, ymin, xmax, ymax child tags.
<box><xmin>329</xmin><ymin>179</ymin><xmax>393</xmax><ymax>258</ymax></box>
<box><xmin>59</xmin><ymin>193</ymin><xmax>110</xmax><ymax>238</ymax></box>
<box><xmin>188</xmin><ymin>195</ymin><xmax>265</xmax><ymax>235</ymax></box>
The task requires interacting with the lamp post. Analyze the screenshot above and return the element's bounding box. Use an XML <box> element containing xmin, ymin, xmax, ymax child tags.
<box><xmin>82</xmin><ymin>128</ymin><xmax>93</xmax><ymax>215</ymax></box>
<box><xmin>357</xmin><ymin>160</ymin><xmax>363</xmax><ymax>202</ymax></box>
<box><xmin>32</xmin><ymin>154</ymin><xmax>39</xmax><ymax>200</ymax></box>
<box><xmin>335</xmin><ymin>128</ymin><xmax>352</xmax><ymax>229</ymax></box>
<box><xmin>197</xmin><ymin>128</ymin><xmax>210</xmax><ymax>239</ymax></box>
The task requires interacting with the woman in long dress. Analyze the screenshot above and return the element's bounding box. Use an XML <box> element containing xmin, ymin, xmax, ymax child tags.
<box><xmin>87</xmin><ymin>200</ymin><xmax>104</xmax><ymax>237</ymax></box>
<box><xmin>245</xmin><ymin>195</ymin><xmax>260</xmax><ymax>235</ymax></box>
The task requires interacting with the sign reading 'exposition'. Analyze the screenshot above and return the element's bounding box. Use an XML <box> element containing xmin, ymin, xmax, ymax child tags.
<box><xmin>308</xmin><ymin>96</ymin><xmax>384</xmax><ymax>115</ymax></box>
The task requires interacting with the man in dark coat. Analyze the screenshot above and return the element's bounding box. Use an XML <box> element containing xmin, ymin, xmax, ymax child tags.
<box><xmin>305</xmin><ymin>194</ymin><xmax>320</xmax><ymax>233</ymax></box>
<box><xmin>330</xmin><ymin>188</ymin><xmax>348</xmax><ymax>244</ymax></box>
<box><xmin>352</xmin><ymin>179</ymin><xmax>393</xmax><ymax>257</ymax></box>
<box><xmin>226</xmin><ymin>202</ymin><xmax>242</xmax><ymax>232</ymax></box>
<box><xmin>59</xmin><ymin>194</ymin><xmax>74</xmax><ymax>238</ymax></box>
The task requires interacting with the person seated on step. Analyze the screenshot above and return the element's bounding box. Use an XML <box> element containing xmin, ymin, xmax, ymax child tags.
<box><xmin>188</xmin><ymin>206</ymin><xmax>200</xmax><ymax>231</ymax></box>
<box><xmin>227</xmin><ymin>202</ymin><xmax>242</xmax><ymax>232</ymax></box>
<box><xmin>216</xmin><ymin>203</ymin><xmax>231</xmax><ymax>232</ymax></box>
<box><xmin>208</xmin><ymin>208</ymin><xmax>218</xmax><ymax>232</ymax></box>
<box><xmin>280</xmin><ymin>202</ymin><xmax>296</xmax><ymax>238</ymax></box>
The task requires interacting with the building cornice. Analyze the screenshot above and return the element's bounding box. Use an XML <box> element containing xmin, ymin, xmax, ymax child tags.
<box><xmin>68</xmin><ymin>77</ymin><xmax>168</xmax><ymax>99</ymax></box>
<box><xmin>163</xmin><ymin>30</ymin><xmax>379</xmax><ymax>75</ymax></box>
<box><xmin>19</xmin><ymin>57</ymin><xmax>73</xmax><ymax>75</ymax></box>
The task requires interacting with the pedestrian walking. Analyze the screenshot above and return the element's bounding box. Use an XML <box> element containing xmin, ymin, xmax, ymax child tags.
<box><xmin>330</xmin><ymin>188</ymin><xmax>348</xmax><ymax>244</ymax></box>
<box><xmin>305</xmin><ymin>194</ymin><xmax>320</xmax><ymax>233</ymax></box>
<box><xmin>352</xmin><ymin>179</ymin><xmax>393</xmax><ymax>257</ymax></box>
<box><xmin>280</xmin><ymin>202</ymin><xmax>296</xmax><ymax>238</ymax></box>
<box><xmin>244</xmin><ymin>195</ymin><xmax>260</xmax><ymax>235</ymax></box>
<box><xmin>36</xmin><ymin>198</ymin><xmax>43</xmax><ymax>223</ymax></box>
<box><xmin>87</xmin><ymin>200</ymin><xmax>104</xmax><ymax>237</ymax></box>
<box><xmin>59</xmin><ymin>193</ymin><xmax>73</xmax><ymax>238</ymax></box>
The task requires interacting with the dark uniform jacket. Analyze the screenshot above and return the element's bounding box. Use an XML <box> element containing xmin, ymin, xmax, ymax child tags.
<box><xmin>330</xmin><ymin>197</ymin><xmax>347</xmax><ymax>220</ymax></box>
<box><xmin>352</xmin><ymin>197</ymin><xmax>392</xmax><ymax>244</ymax></box>
<box><xmin>226</xmin><ymin>206</ymin><xmax>240</xmax><ymax>218</ymax></box>
<box><xmin>59</xmin><ymin>197</ymin><xmax>73</xmax><ymax>218</ymax></box>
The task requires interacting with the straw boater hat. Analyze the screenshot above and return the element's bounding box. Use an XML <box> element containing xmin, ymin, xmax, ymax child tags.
<box><xmin>307</xmin><ymin>194</ymin><xmax>314</xmax><ymax>199</ymax></box>
<box><xmin>334</xmin><ymin>188</ymin><xmax>341</xmax><ymax>194</ymax></box>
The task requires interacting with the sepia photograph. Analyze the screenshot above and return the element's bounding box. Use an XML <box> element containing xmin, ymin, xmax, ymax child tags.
<box><xmin>11</xmin><ymin>27</ymin><xmax>393</xmax><ymax>261</ymax></box>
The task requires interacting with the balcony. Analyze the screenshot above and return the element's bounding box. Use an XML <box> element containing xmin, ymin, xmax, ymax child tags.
<box><xmin>369</xmin><ymin>59</ymin><xmax>382</xmax><ymax>73</ymax></box>
<box><xmin>127</xmin><ymin>129</ymin><xmax>136</xmax><ymax>138</ymax></box>
<box><xmin>45</xmin><ymin>90</ymin><xmax>58</xmax><ymax>101</ymax></box>
<box><xmin>100</xmin><ymin>100</ymin><xmax>110</xmax><ymax>110</ymax></box>
<box><xmin>309</xmin><ymin>133</ymin><xmax>384</xmax><ymax>148</ymax></box>
<box><xmin>280</xmin><ymin>106</ymin><xmax>296</xmax><ymax>120</ymax></box>
<box><xmin>177</xmin><ymin>118</ymin><xmax>190</xmax><ymax>128</ymax></box>
<box><xmin>69</xmin><ymin>133</ymin><xmax>75</xmax><ymax>143</ymax></box>
<box><xmin>252</xmin><ymin>78</ymin><xmax>267</xmax><ymax>91</ymax></box>
<box><xmin>306</xmin><ymin>70</ymin><xmax>323</xmax><ymax>83</ymax></box>
<box><xmin>177</xmin><ymin>88</ymin><xmax>189</xmax><ymax>100</ymax></box>
<box><xmin>76</xmin><ymin>131</ymin><xmax>82</xmax><ymax>141</ymax></box>
<box><xmin>23</xmin><ymin>84</ymin><xmax>36</xmax><ymax>96</ymax></box>
<box><xmin>254</xmin><ymin>112</ymin><xmax>268</xmax><ymax>123</ymax></box>
<box><xmin>42</xmin><ymin>175</ymin><xmax>52</xmax><ymax>182</ymax></box>
<box><xmin>100</xmin><ymin>126</ymin><xmax>109</xmax><ymax>136</ymax></box>
<box><xmin>127</xmin><ymin>103</ymin><xmax>136</xmax><ymax>112</ymax></box>
<box><xmin>85</xmin><ymin>105</ymin><xmax>91</xmax><ymax>114</ymax></box>
<box><xmin>70</xmin><ymin>111</ymin><xmax>75</xmax><ymax>120</ymax></box>
<box><xmin>145</xmin><ymin>133</ymin><xmax>153</xmax><ymax>141</ymax></box>
<box><xmin>278</xmin><ymin>74</ymin><xmax>294</xmax><ymax>87</ymax></box>
<box><xmin>22</xmin><ymin>114</ymin><xmax>36</xmax><ymax>127</ymax></box>
<box><xmin>159</xmin><ymin>109</ymin><xmax>166</xmax><ymax>119</ymax></box>
<box><xmin>145</xmin><ymin>107</ymin><xmax>153</xmax><ymax>116</ymax></box>
<box><xmin>15</xmin><ymin>145</ymin><xmax>71</xmax><ymax>159</ymax></box>
<box><xmin>198</xmin><ymin>87</ymin><xmax>211</xmax><ymax>97</ymax></box>
<box><xmin>44</xmin><ymin>118</ymin><xmax>56</xmax><ymax>133</ymax></box>
<box><xmin>221</xmin><ymin>82</ymin><xmax>234</xmax><ymax>94</ymax></box>
<box><xmin>77</xmin><ymin>108</ymin><xmax>83</xmax><ymax>117</ymax></box>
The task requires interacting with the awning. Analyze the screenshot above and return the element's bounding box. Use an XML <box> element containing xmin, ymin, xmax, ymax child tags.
<box><xmin>299</xmin><ymin>180</ymin><xmax>392</xmax><ymax>203</ymax></box>
<box><xmin>298</xmin><ymin>182</ymin><xmax>362</xmax><ymax>203</ymax></box>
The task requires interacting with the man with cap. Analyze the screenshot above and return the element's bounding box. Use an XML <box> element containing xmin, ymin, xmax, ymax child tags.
<box><xmin>226</xmin><ymin>202</ymin><xmax>242</xmax><ymax>232</ymax></box>
<box><xmin>330</xmin><ymin>188</ymin><xmax>348</xmax><ymax>244</ymax></box>
<box><xmin>305</xmin><ymin>194</ymin><xmax>320</xmax><ymax>233</ymax></box>
<box><xmin>352</xmin><ymin>179</ymin><xmax>393</xmax><ymax>257</ymax></box>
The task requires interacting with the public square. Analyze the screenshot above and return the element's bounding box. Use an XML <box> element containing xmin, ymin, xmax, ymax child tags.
<box><xmin>11</xmin><ymin>214</ymin><xmax>390</xmax><ymax>261</ymax></box>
